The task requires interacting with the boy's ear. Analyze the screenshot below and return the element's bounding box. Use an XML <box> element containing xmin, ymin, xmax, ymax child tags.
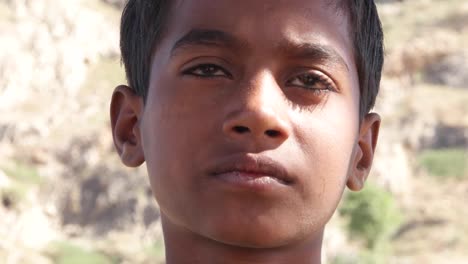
<box><xmin>110</xmin><ymin>85</ymin><xmax>145</xmax><ymax>167</ymax></box>
<box><xmin>347</xmin><ymin>113</ymin><xmax>381</xmax><ymax>191</ymax></box>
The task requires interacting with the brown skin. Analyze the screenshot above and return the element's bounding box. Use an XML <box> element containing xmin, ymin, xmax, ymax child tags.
<box><xmin>111</xmin><ymin>0</ymin><xmax>380</xmax><ymax>263</ymax></box>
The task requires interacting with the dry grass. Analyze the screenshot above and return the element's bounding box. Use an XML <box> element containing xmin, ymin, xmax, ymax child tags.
<box><xmin>392</xmin><ymin>175</ymin><xmax>468</xmax><ymax>262</ymax></box>
<box><xmin>378</xmin><ymin>0</ymin><xmax>467</xmax><ymax>51</ymax></box>
<box><xmin>407</xmin><ymin>84</ymin><xmax>468</xmax><ymax>126</ymax></box>
<box><xmin>0</xmin><ymin>1</ymin><xmax>11</xmax><ymax>21</ymax></box>
<box><xmin>82</xmin><ymin>0</ymin><xmax>122</xmax><ymax>22</ymax></box>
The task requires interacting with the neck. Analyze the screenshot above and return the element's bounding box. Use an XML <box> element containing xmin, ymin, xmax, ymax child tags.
<box><xmin>161</xmin><ymin>215</ymin><xmax>323</xmax><ymax>264</ymax></box>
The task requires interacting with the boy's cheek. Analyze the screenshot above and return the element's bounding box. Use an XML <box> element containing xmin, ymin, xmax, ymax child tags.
<box><xmin>292</xmin><ymin>103</ymin><xmax>359</xmax><ymax>191</ymax></box>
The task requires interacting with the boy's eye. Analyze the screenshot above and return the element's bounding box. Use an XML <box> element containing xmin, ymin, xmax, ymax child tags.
<box><xmin>182</xmin><ymin>64</ymin><xmax>232</xmax><ymax>78</ymax></box>
<box><xmin>286</xmin><ymin>72</ymin><xmax>335</xmax><ymax>94</ymax></box>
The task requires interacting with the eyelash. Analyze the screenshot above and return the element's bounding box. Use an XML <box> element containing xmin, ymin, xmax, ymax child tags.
<box><xmin>182</xmin><ymin>64</ymin><xmax>335</xmax><ymax>94</ymax></box>
<box><xmin>285</xmin><ymin>72</ymin><xmax>335</xmax><ymax>95</ymax></box>
<box><xmin>182</xmin><ymin>64</ymin><xmax>233</xmax><ymax>79</ymax></box>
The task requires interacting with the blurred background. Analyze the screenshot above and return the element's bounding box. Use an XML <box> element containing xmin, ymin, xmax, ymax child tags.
<box><xmin>0</xmin><ymin>0</ymin><xmax>466</xmax><ymax>263</ymax></box>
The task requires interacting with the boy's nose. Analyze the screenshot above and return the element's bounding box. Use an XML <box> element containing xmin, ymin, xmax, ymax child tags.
<box><xmin>222</xmin><ymin>72</ymin><xmax>291</xmax><ymax>148</ymax></box>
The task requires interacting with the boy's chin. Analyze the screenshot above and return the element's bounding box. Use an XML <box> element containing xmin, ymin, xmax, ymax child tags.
<box><xmin>212</xmin><ymin>234</ymin><xmax>301</xmax><ymax>249</ymax></box>
<box><xmin>199</xmin><ymin>219</ymin><xmax>319</xmax><ymax>249</ymax></box>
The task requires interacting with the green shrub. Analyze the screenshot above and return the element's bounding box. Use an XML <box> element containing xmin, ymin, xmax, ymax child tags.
<box><xmin>1</xmin><ymin>161</ymin><xmax>42</xmax><ymax>206</ymax></box>
<box><xmin>2</xmin><ymin>161</ymin><xmax>41</xmax><ymax>185</ymax></box>
<box><xmin>47</xmin><ymin>241</ymin><xmax>117</xmax><ymax>264</ymax></box>
<box><xmin>418</xmin><ymin>148</ymin><xmax>467</xmax><ymax>179</ymax></box>
<box><xmin>339</xmin><ymin>184</ymin><xmax>402</xmax><ymax>250</ymax></box>
<box><xmin>143</xmin><ymin>239</ymin><xmax>166</xmax><ymax>261</ymax></box>
<box><xmin>330</xmin><ymin>254</ymin><xmax>359</xmax><ymax>264</ymax></box>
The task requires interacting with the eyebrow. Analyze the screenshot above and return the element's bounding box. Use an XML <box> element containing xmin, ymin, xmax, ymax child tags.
<box><xmin>171</xmin><ymin>28</ymin><xmax>349</xmax><ymax>71</ymax></box>
<box><xmin>171</xmin><ymin>29</ymin><xmax>245</xmax><ymax>56</ymax></box>
<box><xmin>277</xmin><ymin>42</ymin><xmax>350</xmax><ymax>71</ymax></box>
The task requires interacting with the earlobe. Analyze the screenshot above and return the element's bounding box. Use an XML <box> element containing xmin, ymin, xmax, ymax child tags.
<box><xmin>110</xmin><ymin>85</ymin><xmax>145</xmax><ymax>167</ymax></box>
<box><xmin>347</xmin><ymin>113</ymin><xmax>381</xmax><ymax>191</ymax></box>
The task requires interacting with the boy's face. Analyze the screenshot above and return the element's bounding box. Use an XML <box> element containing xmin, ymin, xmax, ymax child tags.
<box><xmin>112</xmin><ymin>0</ymin><xmax>380</xmax><ymax>248</ymax></box>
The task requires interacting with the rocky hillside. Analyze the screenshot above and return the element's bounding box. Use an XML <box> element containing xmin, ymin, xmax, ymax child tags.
<box><xmin>0</xmin><ymin>0</ymin><xmax>466</xmax><ymax>263</ymax></box>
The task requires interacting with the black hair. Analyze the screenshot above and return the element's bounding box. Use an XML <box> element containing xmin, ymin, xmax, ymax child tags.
<box><xmin>120</xmin><ymin>0</ymin><xmax>171</xmax><ymax>100</ymax></box>
<box><xmin>337</xmin><ymin>0</ymin><xmax>384</xmax><ymax>118</ymax></box>
<box><xmin>120</xmin><ymin>0</ymin><xmax>384</xmax><ymax>119</ymax></box>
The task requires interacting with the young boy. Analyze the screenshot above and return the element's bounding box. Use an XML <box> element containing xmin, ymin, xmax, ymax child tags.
<box><xmin>110</xmin><ymin>0</ymin><xmax>383</xmax><ymax>263</ymax></box>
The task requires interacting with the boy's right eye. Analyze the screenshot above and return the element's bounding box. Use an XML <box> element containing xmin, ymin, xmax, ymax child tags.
<box><xmin>182</xmin><ymin>64</ymin><xmax>232</xmax><ymax>79</ymax></box>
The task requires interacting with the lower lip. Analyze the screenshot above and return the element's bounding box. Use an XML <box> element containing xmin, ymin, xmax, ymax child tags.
<box><xmin>213</xmin><ymin>171</ymin><xmax>287</xmax><ymax>191</ymax></box>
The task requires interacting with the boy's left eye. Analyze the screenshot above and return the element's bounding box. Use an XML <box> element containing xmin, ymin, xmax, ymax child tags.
<box><xmin>286</xmin><ymin>72</ymin><xmax>335</xmax><ymax>92</ymax></box>
<box><xmin>182</xmin><ymin>64</ymin><xmax>232</xmax><ymax>78</ymax></box>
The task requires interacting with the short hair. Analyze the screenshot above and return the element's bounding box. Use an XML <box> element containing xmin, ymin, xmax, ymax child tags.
<box><xmin>120</xmin><ymin>0</ymin><xmax>384</xmax><ymax>119</ymax></box>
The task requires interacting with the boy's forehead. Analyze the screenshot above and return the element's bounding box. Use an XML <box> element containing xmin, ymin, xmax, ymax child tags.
<box><xmin>163</xmin><ymin>0</ymin><xmax>354</xmax><ymax>70</ymax></box>
<box><xmin>172</xmin><ymin>0</ymin><xmax>344</xmax><ymax>23</ymax></box>
<box><xmin>168</xmin><ymin>0</ymin><xmax>350</xmax><ymax>44</ymax></box>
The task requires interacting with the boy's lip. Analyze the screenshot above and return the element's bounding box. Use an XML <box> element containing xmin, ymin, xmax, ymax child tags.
<box><xmin>208</xmin><ymin>154</ymin><xmax>295</xmax><ymax>185</ymax></box>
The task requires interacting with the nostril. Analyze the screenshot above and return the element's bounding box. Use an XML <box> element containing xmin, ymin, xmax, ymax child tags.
<box><xmin>265</xmin><ymin>129</ymin><xmax>281</xmax><ymax>137</ymax></box>
<box><xmin>233</xmin><ymin>126</ymin><xmax>250</xmax><ymax>134</ymax></box>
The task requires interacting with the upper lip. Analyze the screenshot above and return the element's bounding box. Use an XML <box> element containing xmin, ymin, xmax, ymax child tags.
<box><xmin>208</xmin><ymin>154</ymin><xmax>294</xmax><ymax>185</ymax></box>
